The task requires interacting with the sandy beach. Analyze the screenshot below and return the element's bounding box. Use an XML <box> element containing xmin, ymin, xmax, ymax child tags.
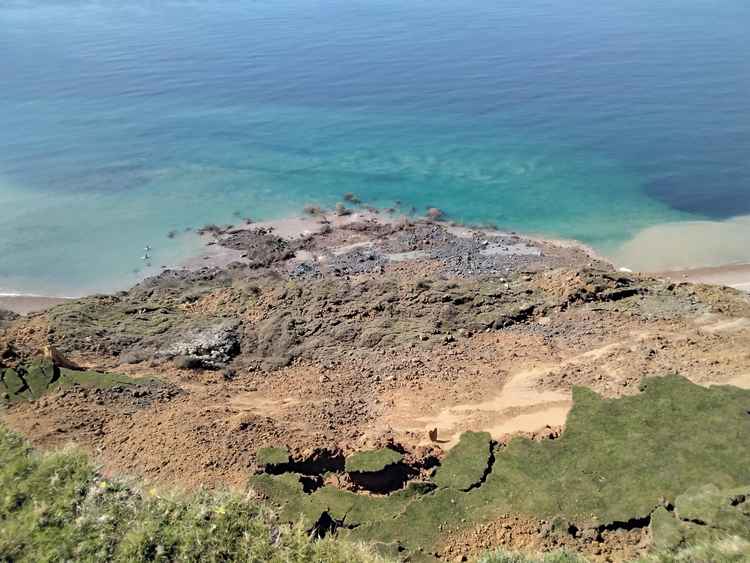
<box><xmin>654</xmin><ymin>263</ymin><xmax>750</xmax><ymax>292</ymax></box>
<box><xmin>0</xmin><ymin>295</ymin><xmax>72</xmax><ymax>315</ymax></box>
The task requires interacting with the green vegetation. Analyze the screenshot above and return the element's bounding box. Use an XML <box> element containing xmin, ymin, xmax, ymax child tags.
<box><xmin>2</xmin><ymin>375</ymin><xmax>749</xmax><ymax>562</ymax></box>
<box><xmin>256</xmin><ymin>446</ymin><xmax>291</xmax><ymax>468</ymax></box>
<box><xmin>432</xmin><ymin>431</ymin><xmax>491</xmax><ymax>490</ymax></box>
<box><xmin>649</xmin><ymin>483</ymin><xmax>750</xmax><ymax>553</ymax></box>
<box><xmin>0</xmin><ymin>358</ymin><xmax>158</xmax><ymax>404</ymax></box>
<box><xmin>480</xmin><ymin>541</ymin><xmax>750</xmax><ymax>563</ymax></box>
<box><xmin>251</xmin><ymin>376</ymin><xmax>750</xmax><ymax>559</ymax></box>
<box><xmin>482</xmin><ymin>377</ymin><xmax>750</xmax><ymax>523</ymax></box>
<box><xmin>0</xmin><ymin>425</ymin><xmax>386</xmax><ymax>563</ymax></box>
<box><xmin>478</xmin><ymin>551</ymin><xmax>585</xmax><ymax>563</ymax></box>
<box><xmin>640</xmin><ymin>537</ymin><xmax>750</xmax><ymax>562</ymax></box>
<box><xmin>345</xmin><ymin>448</ymin><xmax>403</xmax><ymax>474</ymax></box>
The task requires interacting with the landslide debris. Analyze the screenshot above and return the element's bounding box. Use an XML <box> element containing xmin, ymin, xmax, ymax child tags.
<box><xmin>0</xmin><ymin>357</ymin><xmax>168</xmax><ymax>405</ymax></box>
<box><xmin>4</xmin><ymin>217</ymin><xmax>750</xmax><ymax>560</ymax></box>
<box><xmin>345</xmin><ymin>448</ymin><xmax>412</xmax><ymax>494</ymax></box>
<box><xmin>250</xmin><ymin>376</ymin><xmax>750</xmax><ymax>561</ymax></box>
<box><xmin>432</xmin><ymin>431</ymin><xmax>492</xmax><ymax>491</ymax></box>
<box><xmin>649</xmin><ymin>483</ymin><xmax>750</xmax><ymax>552</ymax></box>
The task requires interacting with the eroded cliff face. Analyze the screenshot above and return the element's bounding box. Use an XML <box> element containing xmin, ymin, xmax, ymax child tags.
<box><xmin>2</xmin><ymin>217</ymin><xmax>750</xmax><ymax>561</ymax></box>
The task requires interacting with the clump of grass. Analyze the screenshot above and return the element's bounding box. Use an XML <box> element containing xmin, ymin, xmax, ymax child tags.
<box><xmin>1</xmin><ymin>359</ymin><xmax>159</xmax><ymax>404</ymax></box>
<box><xmin>432</xmin><ymin>431</ymin><xmax>491</xmax><ymax>490</ymax></box>
<box><xmin>345</xmin><ymin>448</ymin><xmax>403</xmax><ymax>474</ymax></box>
<box><xmin>638</xmin><ymin>536</ymin><xmax>750</xmax><ymax>562</ymax></box>
<box><xmin>257</xmin><ymin>446</ymin><xmax>291</xmax><ymax>469</ymax></box>
<box><xmin>0</xmin><ymin>424</ymin><xmax>388</xmax><ymax>563</ymax></box>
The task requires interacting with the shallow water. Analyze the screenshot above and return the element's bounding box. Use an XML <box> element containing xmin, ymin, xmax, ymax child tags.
<box><xmin>1</xmin><ymin>0</ymin><xmax>749</xmax><ymax>295</ymax></box>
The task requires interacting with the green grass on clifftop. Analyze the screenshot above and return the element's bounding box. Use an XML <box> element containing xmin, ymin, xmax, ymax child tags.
<box><xmin>345</xmin><ymin>448</ymin><xmax>404</xmax><ymax>474</ymax></box>
<box><xmin>432</xmin><ymin>431</ymin><xmax>492</xmax><ymax>491</ymax></box>
<box><xmin>250</xmin><ymin>376</ymin><xmax>750</xmax><ymax>559</ymax></box>
<box><xmin>0</xmin><ymin>358</ymin><xmax>159</xmax><ymax>405</ymax></box>
<box><xmin>0</xmin><ymin>425</ymin><xmax>386</xmax><ymax>563</ymax></box>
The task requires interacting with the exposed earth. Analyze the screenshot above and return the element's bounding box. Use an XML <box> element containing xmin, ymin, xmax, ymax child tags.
<box><xmin>2</xmin><ymin>207</ymin><xmax>749</xmax><ymax>561</ymax></box>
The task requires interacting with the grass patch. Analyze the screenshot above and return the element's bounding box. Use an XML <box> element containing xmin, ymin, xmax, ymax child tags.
<box><xmin>0</xmin><ymin>358</ymin><xmax>159</xmax><ymax>404</ymax></box>
<box><xmin>432</xmin><ymin>431</ymin><xmax>492</xmax><ymax>491</ymax></box>
<box><xmin>0</xmin><ymin>425</ymin><xmax>387</xmax><ymax>562</ymax></box>
<box><xmin>253</xmin><ymin>376</ymin><xmax>750</xmax><ymax>559</ymax></box>
<box><xmin>256</xmin><ymin>446</ymin><xmax>291</xmax><ymax>468</ymax></box>
<box><xmin>345</xmin><ymin>448</ymin><xmax>403</xmax><ymax>474</ymax></box>
<box><xmin>477</xmin><ymin>550</ymin><xmax>586</xmax><ymax>563</ymax></box>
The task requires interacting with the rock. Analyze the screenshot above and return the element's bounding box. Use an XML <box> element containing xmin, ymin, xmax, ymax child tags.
<box><xmin>426</xmin><ymin>208</ymin><xmax>445</xmax><ymax>220</ymax></box>
<box><xmin>43</xmin><ymin>345</ymin><xmax>84</xmax><ymax>371</ymax></box>
<box><xmin>166</xmin><ymin>321</ymin><xmax>240</xmax><ymax>369</ymax></box>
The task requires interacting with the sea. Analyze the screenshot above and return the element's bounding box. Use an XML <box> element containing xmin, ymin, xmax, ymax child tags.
<box><xmin>1</xmin><ymin>0</ymin><xmax>749</xmax><ymax>296</ymax></box>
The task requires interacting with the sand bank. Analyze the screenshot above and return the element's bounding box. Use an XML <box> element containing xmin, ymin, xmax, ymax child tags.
<box><xmin>609</xmin><ymin>214</ymin><xmax>750</xmax><ymax>292</ymax></box>
<box><xmin>612</xmin><ymin>215</ymin><xmax>750</xmax><ymax>272</ymax></box>
<box><xmin>654</xmin><ymin>263</ymin><xmax>750</xmax><ymax>292</ymax></box>
<box><xmin>0</xmin><ymin>295</ymin><xmax>71</xmax><ymax>315</ymax></box>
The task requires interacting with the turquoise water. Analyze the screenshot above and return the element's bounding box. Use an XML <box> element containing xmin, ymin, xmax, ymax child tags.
<box><xmin>1</xmin><ymin>0</ymin><xmax>749</xmax><ymax>295</ymax></box>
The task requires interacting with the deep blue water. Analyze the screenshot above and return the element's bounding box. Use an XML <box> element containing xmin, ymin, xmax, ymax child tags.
<box><xmin>1</xmin><ymin>0</ymin><xmax>749</xmax><ymax>295</ymax></box>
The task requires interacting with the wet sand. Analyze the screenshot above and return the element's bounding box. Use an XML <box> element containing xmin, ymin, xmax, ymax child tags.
<box><xmin>655</xmin><ymin>263</ymin><xmax>750</xmax><ymax>292</ymax></box>
<box><xmin>0</xmin><ymin>296</ymin><xmax>71</xmax><ymax>315</ymax></box>
<box><xmin>612</xmin><ymin>214</ymin><xmax>750</xmax><ymax>273</ymax></box>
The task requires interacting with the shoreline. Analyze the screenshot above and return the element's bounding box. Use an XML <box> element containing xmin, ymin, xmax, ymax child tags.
<box><xmin>653</xmin><ymin>263</ymin><xmax>750</xmax><ymax>292</ymax></box>
<box><xmin>0</xmin><ymin>295</ymin><xmax>72</xmax><ymax>316</ymax></box>
<box><xmin>3</xmin><ymin>208</ymin><xmax>750</xmax><ymax>315</ymax></box>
